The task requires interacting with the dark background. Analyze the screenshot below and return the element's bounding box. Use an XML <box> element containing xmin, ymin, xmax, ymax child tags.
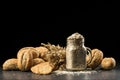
<box><xmin>0</xmin><ymin>1</ymin><xmax>119</xmax><ymax>67</ymax></box>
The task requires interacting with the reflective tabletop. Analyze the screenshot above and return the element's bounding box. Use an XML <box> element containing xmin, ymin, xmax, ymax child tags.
<box><xmin>0</xmin><ymin>65</ymin><xmax>120</xmax><ymax>80</ymax></box>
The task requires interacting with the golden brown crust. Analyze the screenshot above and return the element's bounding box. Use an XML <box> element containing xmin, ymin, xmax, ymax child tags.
<box><xmin>2</xmin><ymin>58</ymin><xmax>18</xmax><ymax>70</ymax></box>
<box><xmin>86</xmin><ymin>48</ymin><xmax>103</xmax><ymax>69</ymax></box>
<box><xmin>35</xmin><ymin>46</ymin><xmax>48</xmax><ymax>58</ymax></box>
<box><xmin>31</xmin><ymin>62</ymin><xmax>53</xmax><ymax>74</ymax></box>
<box><xmin>17</xmin><ymin>47</ymin><xmax>39</xmax><ymax>71</ymax></box>
<box><xmin>17</xmin><ymin>47</ymin><xmax>39</xmax><ymax>59</ymax></box>
<box><xmin>101</xmin><ymin>57</ymin><xmax>116</xmax><ymax>70</ymax></box>
<box><xmin>33</xmin><ymin>58</ymin><xmax>45</xmax><ymax>66</ymax></box>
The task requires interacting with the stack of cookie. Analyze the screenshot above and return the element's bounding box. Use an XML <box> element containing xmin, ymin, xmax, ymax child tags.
<box><xmin>2</xmin><ymin>43</ymin><xmax>66</xmax><ymax>75</ymax></box>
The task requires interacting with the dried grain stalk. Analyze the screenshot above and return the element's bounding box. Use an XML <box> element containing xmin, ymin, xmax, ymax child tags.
<box><xmin>41</xmin><ymin>42</ymin><xmax>66</xmax><ymax>70</ymax></box>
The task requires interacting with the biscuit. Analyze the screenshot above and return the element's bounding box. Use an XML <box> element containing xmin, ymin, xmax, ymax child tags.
<box><xmin>17</xmin><ymin>47</ymin><xmax>39</xmax><ymax>71</ymax></box>
<box><xmin>31</xmin><ymin>62</ymin><xmax>53</xmax><ymax>74</ymax></box>
<box><xmin>2</xmin><ymin>58</ymin><xmax>18</xmax><ymax>70</ymax></box>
